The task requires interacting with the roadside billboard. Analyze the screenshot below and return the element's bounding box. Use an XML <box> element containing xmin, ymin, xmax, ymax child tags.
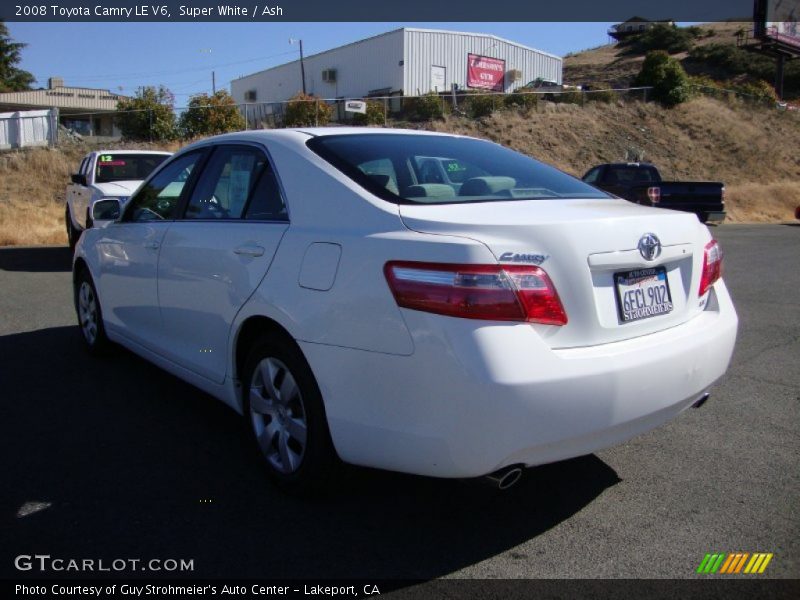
<box><xmin>755</xmin><ymin>0</ymin><xmax>800</xmax><ymax>50</ymax></box>
<box><xmin>467</xmin><ymin>54</ymin><xmax>505</xmax><ymax>91</ymax></box>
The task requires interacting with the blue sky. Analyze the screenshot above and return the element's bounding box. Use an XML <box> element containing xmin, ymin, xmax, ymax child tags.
<box><xmin>8</xmin><ymin>22</ymin><xmax>620</xmax><ymax>104</ymax></box>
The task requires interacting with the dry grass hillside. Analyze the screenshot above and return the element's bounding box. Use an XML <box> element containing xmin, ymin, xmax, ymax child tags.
<box><xmin>424</xmin><ymin>96</ymin><xmax>800</xmax><ymax>221</ymax></box>
<box><xmin>1</xmin><ymin>95</ymin><xmax>798</xmax><ymax>246</ymax></box>
<box><xmin>0</xmin><ymin>141</ymin><xmax>181</xmax><ymax>246</ymax></box>
<box><xmin>563</xmin><ymin>22</ymin><xmax>749</xmax><ymax>88</ymax></box>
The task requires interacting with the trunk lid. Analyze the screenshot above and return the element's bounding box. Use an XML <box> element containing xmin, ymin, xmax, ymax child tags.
<box><xmin>399</xmin><ymin>197</ymin><xmax>711</xmax><ymax>348</ymax></box>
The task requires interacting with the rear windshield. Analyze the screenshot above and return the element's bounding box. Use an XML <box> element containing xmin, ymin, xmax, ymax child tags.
<box><xmin>307</xmin><ymin>134</ymin><xmax>610</xmax><ymax>204</ymax></box>
<box><xmin>95</xmin><ymin>154</ymin><xmax>169</xmax><ymax>183</ymax></box>
<box><xmin>606</xmin><ymin>166</ymin><xmax>658</xmax><ymax>184</ymax></box>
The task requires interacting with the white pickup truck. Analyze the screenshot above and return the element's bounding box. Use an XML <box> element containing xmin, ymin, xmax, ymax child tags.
<box><xmin>65</xmin><ymin>150</ymin><xmax>171</xmax><ymax>249</ymax></box>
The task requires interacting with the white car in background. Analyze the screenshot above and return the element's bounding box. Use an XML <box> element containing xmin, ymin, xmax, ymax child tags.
<box><xmin>72</xmin><ymin>129</ymin><xmax>738</xmax><ymax>491</ymax></box>
<box><xmin>65</xmin><ymin>150</ymin><xmax>171</xmax><ymax>249</ymax></box>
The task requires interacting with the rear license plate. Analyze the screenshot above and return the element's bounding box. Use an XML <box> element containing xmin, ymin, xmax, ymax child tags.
<box><xmin>614</xmin><ymin>267</ymin><xmax>673</xmax><ymax>323</ymax></box>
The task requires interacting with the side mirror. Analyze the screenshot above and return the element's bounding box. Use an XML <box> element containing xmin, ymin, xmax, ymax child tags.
<box><xmin>71</xmin><ymin>173</ymin><xmax>87</xmax><ymax>185</ymax></box>
<box><xmin>91</xmin><ymin>198</ymin><xmax>121</xmax><ymax>226</ymax></box>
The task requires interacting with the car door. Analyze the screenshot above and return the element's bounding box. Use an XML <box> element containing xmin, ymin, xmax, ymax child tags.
<box><xmin>94</xmin><ymin>150</ymin><xmax>207</xmax><ymax>350</ymax></box>
<box><xmin>157</xmin><ymin>143</ymin><xmax>289</xmax><ymax>383</ymax></box>
<box><xmin>68</xmin><ymin>155</ymin><xmax>91</xmax><ymax>228</ymax></box>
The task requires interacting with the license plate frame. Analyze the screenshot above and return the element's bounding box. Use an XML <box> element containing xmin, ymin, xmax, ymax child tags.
<box><xmin>614</xmin><ymin>266</ymin><xmax>673</xmax><ymax>323</ymax></box>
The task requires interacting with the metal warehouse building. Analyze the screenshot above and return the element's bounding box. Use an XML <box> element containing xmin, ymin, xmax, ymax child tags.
<box><xmin>231</xmin><ymin>27</ymin><xmax>562</xmax><ymax>111</ymax></box>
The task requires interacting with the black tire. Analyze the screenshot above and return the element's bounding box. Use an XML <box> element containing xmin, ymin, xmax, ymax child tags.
<box><xmin>242</xmin><ymin>334</ymin><xmax>337</xmax><ymax>493</ymax></box>
<box><xmin>66</xmin><ymin>209</ymin><xmax>77</xmax><ymax>252</ymax></box>
<box><xmin>74</xmin><ymin>268</ymin><xmax>113</xmax><ymax>356</ymax></box>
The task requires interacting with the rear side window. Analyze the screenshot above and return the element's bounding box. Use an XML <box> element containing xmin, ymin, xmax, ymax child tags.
<box><xmin>185</xmin><ymin>146</ymin><xmax>267</xmax><ymax>220</ymax></box>
<box><xmin>583</xmin><ymin>167</ymin><xmax>601</xmax><ymax>183</ymax></box>
<box><xmin>245</xmin><ymin>167</ymin><xmax>287</xmax><ymax>221</ymax></box>
<box><xmin>307</xmin><ymin>134</ymin><xmax>610</xmax><ymax>204</ymax></box>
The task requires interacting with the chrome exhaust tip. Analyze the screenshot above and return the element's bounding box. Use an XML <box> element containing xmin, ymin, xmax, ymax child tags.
<box><xmin>692</xmin><ymin>392</ymin><xmax>711</xmax><ymax>409</ymax></box>
<box><xmin>483</xmin><ymin>465</ymin><xmax>524</xmax><ymax>490</ymax></box>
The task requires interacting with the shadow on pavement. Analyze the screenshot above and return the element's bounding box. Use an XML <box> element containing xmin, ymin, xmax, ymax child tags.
<box><xmin>0</xmin><ymin>246</ymin><xmax>72</xmax><ymax>273</ymax></box>
<box><xmin>0</xmin><ymin>326</ymin><xmax>620</xmax><ymax>580</ymax></box>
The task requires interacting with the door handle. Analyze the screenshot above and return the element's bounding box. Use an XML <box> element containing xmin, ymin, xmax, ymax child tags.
<box><xmin>233</xmin><ymin>245</ymin><xmax>265</xmax><ymax>257</ymax></box>
<box><xmin>145</xmin><ymin>241</ymin><xmax>160</xmax><ymax>250</ymax></box>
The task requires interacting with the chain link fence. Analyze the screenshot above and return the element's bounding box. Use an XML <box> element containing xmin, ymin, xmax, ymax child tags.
<box><xmin>27</xmin><ymin>83</ymin><xmax>792</xmax><ymax>146</ymax></box>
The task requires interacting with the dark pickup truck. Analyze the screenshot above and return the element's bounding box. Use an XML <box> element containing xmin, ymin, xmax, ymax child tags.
<box><xmin>582</xmin><ymin>163</ymin><xmax>726</xmax><ymax>223</ymax></box>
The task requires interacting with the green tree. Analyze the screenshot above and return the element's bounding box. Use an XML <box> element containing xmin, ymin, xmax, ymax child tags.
<box><xmin>116</xmin><ymin>85</ymin><xmax>177</xmax><ymax>141</ymax></box>
<box><xmin>283</xmin><ymin>92</ymin><xmax>332</xmax><ymax>127</ymax></box>
<box><xmin>351</xmin><ymin>100</ymin><xmax>385</xmax><ymax>125</ymax></box>
<box><xmin>179</xmin><ymin>90</ymin><xmax>245</xmax><ymax>138</ymax></box>
<box><xmin>0</xmin><ymin>20</ymin><xmax>34</xmax><ymax>92</ymax></box>
<box><xmin>634</xmin><ymin>51</ymin><xmax>692</xmax><ymax>107</ymax></box>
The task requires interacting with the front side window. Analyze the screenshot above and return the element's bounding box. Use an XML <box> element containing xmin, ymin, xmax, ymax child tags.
<box><xmin>124</xmin><ymin>152</ymin><xmax>204</xmax><ymax>222</ymax></box>
<box><xmin>308</xmin><ymin>134</ymin><xmax>611</xmax><ymax>205</ymax></box>
<box><xmin>95</xmin><ymin>153</ymin><xmax>170</xmax><ymax>183</ymax></box>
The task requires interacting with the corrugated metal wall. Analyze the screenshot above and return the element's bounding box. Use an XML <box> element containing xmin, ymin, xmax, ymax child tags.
<box><xmin>404</xmin><ymin>29</ymin><xmax>562</xmax><ymax>95</ymax></box>
<box><xmin>231</xmin><ymin>28</ymin><xmax>563</xmax><ymax>104</ymax></box>
<box><xmin>0</xmin><ymin>109</ymin><xmax>58</xmax><ymax>150</ymax></box>
<box><xmin>232</xmin><ymin>30</ymin><xmax>405</xmax><ymax>104</ymax></box>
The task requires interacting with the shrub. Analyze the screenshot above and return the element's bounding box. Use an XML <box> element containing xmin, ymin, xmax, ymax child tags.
<box><xmin>466</xmin><ymin>93</ymin><xmax>500</xmax><ymax>117</ymax></box>
<box><xmin>586</xmin><ymin>89</ymin><xmax>617</xmax><ymax>103</ymax></box>
<box><xmin>351</xmin><ymin>100</ymin><xmax>385</xmax><ymax>125</ymax></box>
<box><xmin>634</xmin><ymin>51</ymin><xmax>692</xmax><ymax>107</ymax></box>
<box><xmin>283</xmin><ymin>93</ymin><xmax>332</xmax><ymax>127</ymax></box>
<box><xmin>623</xmin><ymin>24</ymin><xmax>697</xmax><ymax>55</ymax></box>
<box><xmin>549</xmin><ymin>90</ymin><xmax>584</xmax><ymax>105</ymax></box>
<box><xmin>734</xmin><ymin>80</ymin><xmax>779</xmax><ymax>103</ymax></box>
<box><xmin>116</xmin><ymin>85</ymin><xmax>177</xmax><ymax>141</ymax></box>
<box><xmin>503</xmin><ymin>91</ymin><xmax>539</xmax><ymax>109</ymax></box>
<box><xmin>688</xmin><ymin>43</ymin><xmax>799</xmax><ymax>99</ymax></box>
<box><xmin>179</xmin><ymin>90</ymin><xmax>245</xmax><ymax>138</ymax></box>
<box><xmin>407</xmin><ymin>92</ymin><xmax>445</xmax><ymax>120</ymax></box>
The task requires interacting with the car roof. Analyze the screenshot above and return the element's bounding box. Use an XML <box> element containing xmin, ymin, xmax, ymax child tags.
<box><xmin>180</xmin><ymin>127</ymin><xmax>468</xmax><ymax>151</ymax></box>
<box><xmin>91</xmin><ymin>150</ymin><xmax>172</xmax><ymax>155</ymax></box>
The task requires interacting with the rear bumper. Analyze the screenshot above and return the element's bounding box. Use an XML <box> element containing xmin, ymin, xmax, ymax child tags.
<box><xmin>301</xmin><ymin>281</ymin><xmax>738</xmax><ymax>478</ymax></box>
<box><xmin>704</xmin><ymin>211</ymin><xmax>726</xmax><ymax>223</ymax></box>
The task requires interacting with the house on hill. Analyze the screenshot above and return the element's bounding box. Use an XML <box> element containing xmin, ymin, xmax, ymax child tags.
<box><xmin>609</xmin><ymin>17</ymin><xmax>676</xmax><ymax>42</ymax></box>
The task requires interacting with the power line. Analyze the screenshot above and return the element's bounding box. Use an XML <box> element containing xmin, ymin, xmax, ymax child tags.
<box><xmin>38</xmin><ymin>50</ymin><xmax>297</xmax><ymax>84</ymax></box>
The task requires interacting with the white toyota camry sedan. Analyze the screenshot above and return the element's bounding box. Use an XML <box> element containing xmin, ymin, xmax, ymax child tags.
<box><xmin>73</xmin><ymin>128</ymin><xmax>738</xmax><ymax>490</ymax></box>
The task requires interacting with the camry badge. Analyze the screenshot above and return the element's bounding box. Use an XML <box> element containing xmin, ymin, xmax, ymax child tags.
<box><xmin>638</xmin><ymin>233</ymin><xmax>662</xmax><ymax>261</ymax></box>
<box><xmin>499</xmin><ymin>252</ymin><xmax>549</xmax><ymax>265</ymax></box>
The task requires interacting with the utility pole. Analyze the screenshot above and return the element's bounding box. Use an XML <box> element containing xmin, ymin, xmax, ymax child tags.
<box><xmin>290</xmin><ymin>38</ymin><xmax>307</xmax><ymax>95</ymax></box>
<box><xmin>775</xmin><ymin>54</ymin><xmax>785</xmax><ymax>101</ymax></box>
<box><xmin>212</xmin><ymin>70</ymin><xmax>216</xmax><ymax>94</ymax></box>
<box><xmin>300</xmin><ymin>40</ymin><xmax>306</xmax><ymax>95</ymax></box>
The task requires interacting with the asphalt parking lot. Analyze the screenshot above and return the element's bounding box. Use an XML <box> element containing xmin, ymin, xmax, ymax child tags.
<box><xmin>1</xmin><ymin>224</ymin><xmax>797</xmax><ymax>582</ymax></box>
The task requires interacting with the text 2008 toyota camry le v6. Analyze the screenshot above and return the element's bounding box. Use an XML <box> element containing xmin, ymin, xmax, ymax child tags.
<box><xmin>72</xmin><ymin>129</ymin><xmax>737</xmax><ymax>490</ymax></box>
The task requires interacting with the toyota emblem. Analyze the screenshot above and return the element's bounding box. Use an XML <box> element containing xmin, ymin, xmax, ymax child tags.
<box><xmin>638</xmin><ymin>233</ymin><xmax>662</xmax><ymax>261</ymax></box>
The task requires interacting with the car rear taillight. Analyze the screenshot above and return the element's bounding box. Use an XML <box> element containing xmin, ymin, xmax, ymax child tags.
<box><xmin>698</xmin><ymin>239</ymin><xmax>723</xmax><ymax>297</ymax></box>
<box><xmin>384</xmin><ymin>261</ymin><xmax>568</xmax><ymax>325</ymax></box>
<box><xmin>647</xmin><ymin>186</ymin><xmax>661</xmax><ymax>205</ymax></box>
